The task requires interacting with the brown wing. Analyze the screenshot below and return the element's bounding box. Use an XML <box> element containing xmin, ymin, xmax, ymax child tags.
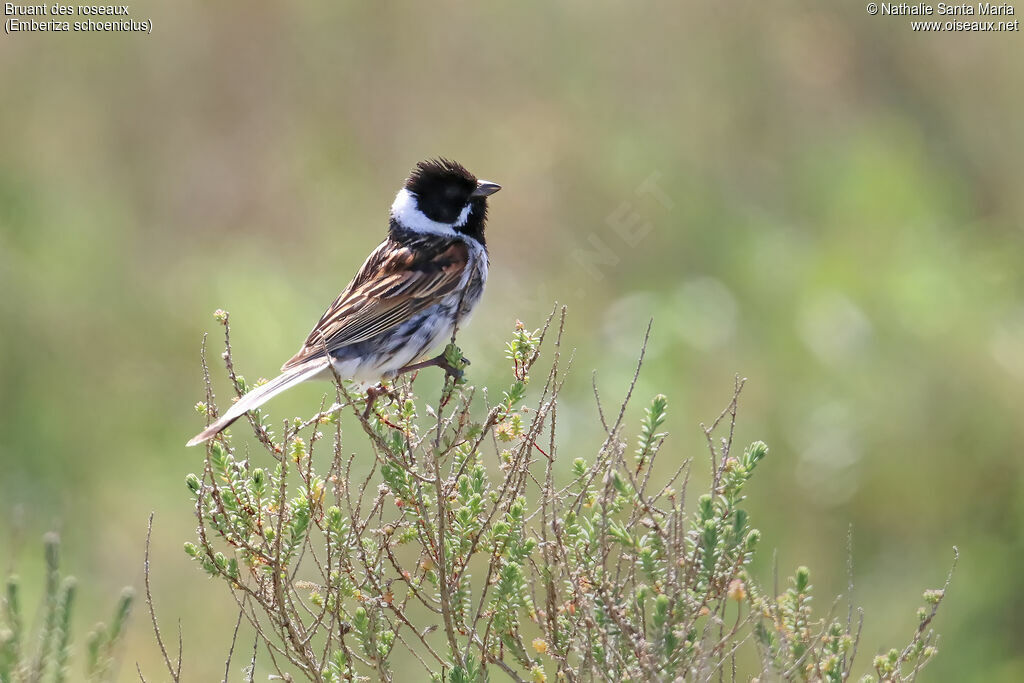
<box><xmin>281</xmin><ymin>237</ymin><xmax>469</xmax><ymax>370</ymax></box>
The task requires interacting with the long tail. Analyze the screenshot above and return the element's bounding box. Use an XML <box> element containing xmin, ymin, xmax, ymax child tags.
<box><xmin>186</xmin><ymin>360</ymin><xmax>328</xmax><ymax>447</ymax></box>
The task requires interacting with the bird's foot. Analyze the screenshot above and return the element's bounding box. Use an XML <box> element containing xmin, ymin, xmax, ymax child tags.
<box><xmin>363</xmin><ymin>383</ymin><xmax>398</xmax><ymax>419</ymax></box>
<box><xmin>397</xmin><ymin>344</ymin><xmax>470</xmax><ymax>384</ymax></box>
<box><xmin>438</xmin><ymin>343</ymin><xmax>470</xmax><ymax>384</ymax></box>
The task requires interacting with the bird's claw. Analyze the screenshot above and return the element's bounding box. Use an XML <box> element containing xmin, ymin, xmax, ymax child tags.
<box><xmin>363</xmin><ymin>383</ymin><xmax>398</xmax><ymax>419</ymax></box>
<box><xmin>440</xmin><ymin>343</ymin><xmax>470</xmax><ymax>384</ymax></box>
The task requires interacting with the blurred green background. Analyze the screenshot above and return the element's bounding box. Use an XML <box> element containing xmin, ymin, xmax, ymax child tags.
<box><xmin>1</xmin><ymin>1</ymin><xmax>1022</xmax><ymax>680</ymax></box>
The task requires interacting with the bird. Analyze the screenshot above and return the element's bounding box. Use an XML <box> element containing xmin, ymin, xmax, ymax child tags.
<box><xmin>187</xmin><ymin>158</ymin><xmax>500</xmax><ymax>447</ymax></box>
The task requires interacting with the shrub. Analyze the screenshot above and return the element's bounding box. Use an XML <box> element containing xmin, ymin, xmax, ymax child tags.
<box><xmin>0</xmin><ymin>533</ymin><xmax>133</xmax><ymax>683</ymax></box>
<box><xmin>166</xmin><ymin>307</ymin><xmax>953</xmax><ymax>681</ymax></box>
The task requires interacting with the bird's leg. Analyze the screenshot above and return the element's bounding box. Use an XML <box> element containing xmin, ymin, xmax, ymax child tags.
<box><xmin>362</xmin><ymin>383</ymin><xmax>398</xmax><ymax>419</ymax></box>
<box><xmin>397</xmin><ymin>343</ymin><xmax>470</xmax><ymax>383</ymax></box>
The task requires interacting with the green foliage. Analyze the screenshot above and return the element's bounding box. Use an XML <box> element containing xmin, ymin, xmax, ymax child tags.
<box><xmin>0</xmin><ymin>534</ymin><xmax>133</xmax><ymax>683</ymax></box>
<box><xmin>180</xmin><ymin>310</ymin><xmax>953</xmax><ymax>681</ymax></box>
<box><xmin>634</xmin><ymin>393</ymin><xmax>667</xmax><ymax>472</ymax></box>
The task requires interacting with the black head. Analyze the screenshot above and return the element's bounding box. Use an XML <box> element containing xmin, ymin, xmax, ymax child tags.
<box><xmin>393</xmin><ymin>158</ymin><xmax>500</xmax><ymax>244</ymax></box>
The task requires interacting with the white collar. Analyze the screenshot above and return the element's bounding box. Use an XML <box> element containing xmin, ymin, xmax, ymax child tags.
<box><xmin>390</xmin><ymin>188</ymin><xmax>472</xmax><ymax>238</ymax></box>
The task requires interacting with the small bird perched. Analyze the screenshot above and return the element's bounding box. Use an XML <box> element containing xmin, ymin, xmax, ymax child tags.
<box><xmin>187</xmin><ymin>158</ymin><xmax>500</xmax><ymax>446</ymax></box>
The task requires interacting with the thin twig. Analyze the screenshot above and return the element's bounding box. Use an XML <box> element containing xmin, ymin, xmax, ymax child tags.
<box><xmin>223</xmin><ymin>601</ymin><xmax>246</xmax><ymax>682</ymax></box>
<box><xmin>143</xmin><ymin>513</ymin><xmax>181</xmax><ymax>682</ymax></box>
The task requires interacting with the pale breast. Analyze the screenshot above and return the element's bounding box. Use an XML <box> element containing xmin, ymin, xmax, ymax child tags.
<box><xmin>330</xmin><ymin>238</ymin><xmax>488</xmax><ymax>382</ymax></box>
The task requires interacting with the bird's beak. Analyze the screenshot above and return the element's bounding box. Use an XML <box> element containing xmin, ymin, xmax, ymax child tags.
<box><xmin>471</xmin><ymin>180</ymin><xmax>501</xmax><ymax>197</ymax></box>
